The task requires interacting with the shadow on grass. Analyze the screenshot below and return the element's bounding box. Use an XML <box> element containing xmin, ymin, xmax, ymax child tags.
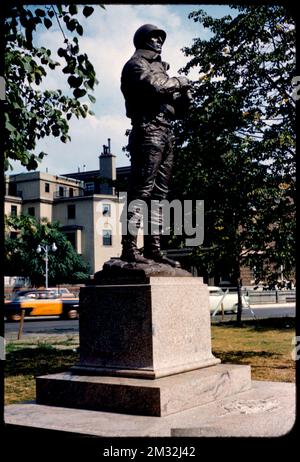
<box><xmin>214</xmin><ymin>317</ymin><xmax>295</xmax><ymax>332</ymax></box>
<box><xmin>213</xmin><ymin>350</ymin><xmax>276</xmax><ymax>364</ymax></box>
<box><xmin>5</xmin><ymin>348</ymin><xmax>79</xmax><ymax>378</ymax></box>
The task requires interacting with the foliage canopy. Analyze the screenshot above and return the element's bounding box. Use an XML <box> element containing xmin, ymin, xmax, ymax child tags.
<box><xmin>5</xmin><ymin>214</ymin><xmax>90</xmax><ymax>286</ymax></box>
<box><xmin>4</xmin><ymin>4</ymin><xmax>104</xmax><ymax>171</ymax></box>
<box><xmin>171</xmin><ymin>5</ymin><xmax>295</xmax><ymax>292</ymax></box>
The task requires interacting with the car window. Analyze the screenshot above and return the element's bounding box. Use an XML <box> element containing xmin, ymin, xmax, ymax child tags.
<box><xmin>26</xmin><ymin>293</ymin><xmax>37</xmax><ymax>299</ymax></box>
<box><xmin>12</xmin><ymin>291</ymin><xmax>28</xmax><ymax>300</ymax></box>
<box><xmin>47</xmin><ymin>287</ymin><xmax>70</xmax><ymax>295</ymax></box>
<box><xmin>37</xmin><ymin>292</ymin><xmax>48</xmax><ymax>299</ymax></box>
<box><xmin>12</xmin><ymin>292</ymin><xmax>32</xmax><ymax>301</ymax></box>
<box><xmin>48</xmin><ymin>291</ymin><xmax>58</xmax><ymax>299</ymax></box>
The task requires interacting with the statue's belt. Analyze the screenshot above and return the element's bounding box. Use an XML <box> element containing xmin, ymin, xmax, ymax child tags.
<box><xmin>132</xmin><ymin>111</ymin><xmax>174</xmax><ymax>126</ymax></box>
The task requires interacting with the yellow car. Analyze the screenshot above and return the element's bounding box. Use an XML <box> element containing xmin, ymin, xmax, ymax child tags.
<box><xmin>5</xmin><ymin>289</ymin><xmax>79</xmax><ymax>321</ymax></box>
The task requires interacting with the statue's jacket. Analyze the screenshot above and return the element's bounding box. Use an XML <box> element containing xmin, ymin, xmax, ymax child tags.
<box><xmin>121</xmin><ymin>48</ymin><xmax>183</xmax><ymax>125</ymax></box>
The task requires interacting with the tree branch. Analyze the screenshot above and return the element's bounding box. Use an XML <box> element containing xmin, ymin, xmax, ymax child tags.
<box><xmin>51</xmin><ymin>6</ymin><xmax>68</xmax><ymax>43</ymax></box>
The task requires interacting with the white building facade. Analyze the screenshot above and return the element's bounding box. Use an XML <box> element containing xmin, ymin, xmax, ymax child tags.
<box><xmin>4</xmin><ymin>142</ymin><xmax>137</xmax><ymax>274</ymax></box>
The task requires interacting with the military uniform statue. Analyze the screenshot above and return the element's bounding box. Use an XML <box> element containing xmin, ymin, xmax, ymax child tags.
<box><xmin>120</xmin><ymin>24</ymin><xmax>192</xmax><ymax>267</ymax></box>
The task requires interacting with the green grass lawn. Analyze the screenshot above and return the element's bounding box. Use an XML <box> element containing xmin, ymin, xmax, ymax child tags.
<box><xmin>5</xmin><ymin>318</ymin><xmax>295</xmax><ymax>405</ymax></box>
<box><xmin>211</xmin><ymin>317</ymin><xmax>295</xmax><ymax>382</ymax></box>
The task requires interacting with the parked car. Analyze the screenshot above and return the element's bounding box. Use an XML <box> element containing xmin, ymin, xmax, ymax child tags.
<box><xmin>208</xmin><ymin>286</ymin><xmax>250</xmax><ymax>314</ymax></box>
<box><xmin>4</xmin><ymin>289</ymin><xmax>79</xmax><ymax>321</ymax></box>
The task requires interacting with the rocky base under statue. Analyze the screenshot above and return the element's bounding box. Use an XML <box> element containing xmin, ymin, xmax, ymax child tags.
<box><xmin>91</xmin><ymin>257</ymin><xmax>192</xmax><ymax>285</ymax></box>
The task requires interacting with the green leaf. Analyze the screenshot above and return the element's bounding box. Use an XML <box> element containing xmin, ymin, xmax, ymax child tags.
<box><xmin>88</xmin><ymin>94</ymin><xmax>96</xmax><ymax>103</ymax></box>
<box><xmin>57</xmin><ymin>48</ymin><xmax>66</xmax><ymax>57</ymax></box>
<box><xmin>35</xmin><ymin>9</ymin><xmax>46</xmax><ymax>17</ymax></box>
<box><xmin>69</xmin><ymin>5</ymin><xmax>78</xmax><ymax>16</ymax></box>
<box><xmin>44</xmin><ymin>18</ymin><xmax>52</xmax><ymax>29</ymax></box>
<box><xmin>38</xmin><ymin>151</ymin><xmax>47</xmax><ymax>159</ymax></box>
<box><xmin>67</xmin><ymin>19</ymin><xmax>77</xmax><ymax>32</ymax></box>
<box><xmin>23</xmin><ymin>61</ymin><xmax>33</xmax><ymax>73</ymax></box>
<box><xmin>73</xmin><ymin>88</ymin><xmax>87</xmax><ymax>98</ymax></box>
<box><xmin>6</xmin><ymin>119</ymin><xmax>16</xmax><ymax>132</ymax></box>
<box><xmin>83</xmin><ymin>6</ymin><xmax>94</xmax><ymax>17</ymax></box>
<box><xmin>68</xmin><ymin>75</ymin><xmax>83</xmax><ymax>88</ymax></box>
<box><xmin>51</xmin><ymin>126</ymin><xmax>60</xmax><ymax>137</ymax></box>
<box><xmin>76</xmin><ymin>25</ymin><xmax>83</xmax><ymax>36</ymax></box>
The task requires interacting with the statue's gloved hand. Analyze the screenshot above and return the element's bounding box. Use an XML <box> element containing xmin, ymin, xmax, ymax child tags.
<box><xmin>173</xmin><ymin>87</ymin><xmax>193</xmax><ymax>118</ymax></box>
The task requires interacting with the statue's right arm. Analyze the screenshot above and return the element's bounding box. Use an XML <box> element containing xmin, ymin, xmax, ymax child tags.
<box><xmin>127</xmin><ymin>59</ymin><xmax>190</xmax><ymax>96</ymax></box>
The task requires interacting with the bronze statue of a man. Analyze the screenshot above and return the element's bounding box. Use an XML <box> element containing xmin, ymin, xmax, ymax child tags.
<box><xmin>120</xmin><ymin>24</ymin><xmax>191</xmax><ymax>266</ymax></box>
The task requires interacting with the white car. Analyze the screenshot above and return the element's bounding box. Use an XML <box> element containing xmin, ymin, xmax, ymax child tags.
<box><xmin>208</xmin><ymin>286</ymin><xmax>250</xmax><ymax>314</ymax></box>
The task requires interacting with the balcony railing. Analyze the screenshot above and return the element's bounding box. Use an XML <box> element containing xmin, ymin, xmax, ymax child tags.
<box><xmin>53</xmin><ymin>190</ymin><xmax>84</xmax><ymax>199</ymax></box>
<box><xmin>5</xmin><ymin>188</ymin><xmax>23</xmax><ymax>198</ymax></box>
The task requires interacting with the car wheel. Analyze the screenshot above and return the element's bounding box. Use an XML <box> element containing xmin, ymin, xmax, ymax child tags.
<box><xmin>66</xmin><ymin>309</ymin><xmax>78</xmax><ymax>320</ymax></box>
<box><xmin>231</xmin><ymin>304</ymin><xmax>238</xmax><ymax>314</ymax></box>
<box><xmin>7</xmin><ymin>313</ymin><xmax>22</xmax><ymax>322</ymax></box>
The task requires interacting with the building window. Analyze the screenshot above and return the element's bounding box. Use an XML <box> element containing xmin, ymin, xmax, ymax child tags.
<box><xmin>67</xmin><ymin>204</ymin><xmax>76</xmax><ymax>219</ymax></box>
<box><xmin>103</xmin><ymin>204</ymin><xmax>111</xmax><ymax>216</ymax></box>
<box><xmin>69</xmin><ymin>187</ymin><xmax>74</xmax><ymax>197</ymax></box>
<box><xmin>65</xmin><ymin>232</ymin><xmax>76</xmax><ymax>250</ymax></box>
<box><xmin>59</xmin><ymin>186</ymin><xmax>64</xmax><ymax>197</ymax></box>
<box><xmin>102</xmin><ymin>230</ymin><xmax>112</xmax><ymax>246</ymax></box>
<box><xmin>8</xmin><ymin>183</ymin><xmax>17</xmax><ymax>196</ymax></box>
<box><xmin>28</xmin><ymin>207</ymin><xmax>35</xmax><ymax>217</ymax></box>
<box><xmin>45</xmin><ymin>183</ymin><xmax>50</xmax><ymax>193</ymax></box>
<box><xmin>11</xmin><ymin>205</ymin><xmax>17</xmax><ymax>217</ymax></box>
<box><xmin>85</xmin><ymin>182</ymin><xmax>94</xmax><ymax>194</ymax></box>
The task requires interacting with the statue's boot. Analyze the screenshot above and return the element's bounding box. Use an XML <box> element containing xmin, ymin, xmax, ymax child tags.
<box><xmin>121</xmin><ymin>235</ymin><xmax>151</xmax><ymax>264</ymax></box>
<box><xmin>143</xmin><ymin>235</ymin><xmax>181</xmax><ymax>268</ymax></box>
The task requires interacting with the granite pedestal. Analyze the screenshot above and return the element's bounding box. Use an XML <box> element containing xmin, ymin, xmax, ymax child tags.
<box><xmin>36</xmin><ymin>272</ymin><xmax>252</xmax><ymax>417</ymax></box>
<box><xmin>36</xmin><ymin>364</ymin><xmax>251</xmax><ymax>417</ymax></box>
<box><xmin>72</xmin><ymin>276</ymin><xmax>220</xmax><ymax>379</ymax></box>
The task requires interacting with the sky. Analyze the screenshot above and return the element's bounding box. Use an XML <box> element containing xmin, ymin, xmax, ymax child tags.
<box><xmin>10</xmin><ymin>4</ymin><xmax>236</xmax><ymax>175</ymax></box>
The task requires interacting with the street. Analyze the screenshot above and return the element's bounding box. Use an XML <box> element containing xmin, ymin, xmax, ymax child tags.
<box><xmin>211</xmin><ymin>302</ymin><xmax>295</xmax><ymax>322</ymax></box>
<box><xmin>5</xmin><ymin>317</ymin><xmax>79</xmax><ymax>338</ymax></box>
<box><xmin>4</xmin><ymin>303</ymin><xmax>295</xmax><ymax>337</ymax></box>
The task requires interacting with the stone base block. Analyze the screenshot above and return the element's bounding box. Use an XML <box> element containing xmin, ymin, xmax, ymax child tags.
<box><xmin>76</xmin><ymin>277</ymin><xmax>219</xmax><ymax>379</ymax></box>
<box><xmin>6</xmin><ymin>381</ymin><xmax>295</xmax><ymax>437</ymax></box>
<box><xmin>36</xmin><ymin>364</ymin><xmax>251</xmax><ymax>417</ymax></box>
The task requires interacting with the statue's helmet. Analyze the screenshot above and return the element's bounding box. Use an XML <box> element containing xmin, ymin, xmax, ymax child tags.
<box><xmin>133</xmin><ymin>24</ymin><xmax>166</xmax><ymax>50</ymax></box>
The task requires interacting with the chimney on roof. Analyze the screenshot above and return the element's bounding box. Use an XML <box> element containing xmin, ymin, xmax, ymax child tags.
<box><xmin>83</xmin><ymin>164</ymin><xmax>86</xmax><ymax>172</ymax></box>
<box><xmin>78</xmin><ymin>166</ymin><xmax>80</xmax><ymax>173</ymax></box>
<box><xmin>99</xmin><ymin>138</ymin><xmax>116</xmax><ymax>195</ymax></box>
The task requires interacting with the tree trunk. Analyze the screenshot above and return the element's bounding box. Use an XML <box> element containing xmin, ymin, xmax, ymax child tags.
<box><xmin>236</xmin><ymin>277</ymin><xmax>243</xmax><ymax>326</ymax></box>
<box><xmin>235</xmin><ymin>256</ymin><xmax>243</xmax><ymax>326</ymax></box>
